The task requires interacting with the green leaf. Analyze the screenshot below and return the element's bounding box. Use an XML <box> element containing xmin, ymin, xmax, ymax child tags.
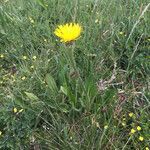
<box><xmin>103</xmin><ymin>89</ymin><xmax>116</xmax><ymax>103</ymax></box>
<box><xmin>45</xmin><ymin>74</ymin><xmax>58</xmax><ymax>95</ymax></box>
<box><xmin>60</xmin><ymin>86</ymin><xmax>68</xmax><ymax>96</ymax></box>
<box><xmin>0</xmin><ymin>27</ymin><xmax>6</xmax><ymax>35</ymax></box>
<box><xmin>60</xmin><ymin>83</ymin><xmax>76</xmax><ymax>106</ymax></box>
<box><xmin>34</xmin><ymin>0</ymin><xmax>47</xmax><ymax>9</ymax></box>
<box><xmin>25</xmin><ymin>92</ymin><xmax>39</xmax><ymax>101</ymax></box>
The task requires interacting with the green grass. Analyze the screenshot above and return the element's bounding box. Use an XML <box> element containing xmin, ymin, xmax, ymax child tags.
<box><xmin>0</xmin><ymin>0</ymin><xmax>150</xmax><ymax>149</ymax></box>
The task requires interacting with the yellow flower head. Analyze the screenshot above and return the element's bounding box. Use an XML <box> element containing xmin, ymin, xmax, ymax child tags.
<box><xmin>146</xmin><ymin>147</ymin><xmax>149</xmax><ymax>150</ymax></box>
<box><xmin>104</xmin><ymin>125</ymin><xmax>108</xmax><ymax>129</ymax></box>
<box><xmin>95</xmin><ymin>19</ymin><xmax>99</xmax><ymax>23</ymax></box>
<box><xmin>123</xmin><ymin>117</ymin><xmax>126</xmax><ymax>121</ymax></box>
<box><xmin>13</xmin><ymin>108</ymin><xmax>17</xmax><ymax>113</ymax></box>
<box><xmin>137</xmin><ymin>126</ymin><xmax>142</xmax><ymax>131</ymax></box>
<box><xmin>23</xmin><ymin>56</ymin><xmax>27</xmax><ymax>60</ymax></box>
<box><xmin>21</xmin><ymin>76</ymin><xmax>26</xmax><ymax>80</ymax></box>
<box><xmin>54</xmin><ymin>23</ymin><xmax>82</xmax><ymax>43</ymax></box>
<box><xmin>139</xmin><ymin>136</ymin><xmax>144</xmax><ymax>141</ymax></box>
<box><xmin>122</xmin><ymin>122</ymin><xmax>126</xmax><ymax>126</ymax></box>
<box><xmin>30</xmin><ymin>65</ymin><xmax>34</xmax><ymax>69</ymax></box>
<box><xmin>119</xmin><ymin>31</ymin><xmax>124</xmax><ymax>35</ymax></box>
<box><xmin>44</xmin><ymin>39</ymin><xmax>47</xmax><ymax>42</ymax></box>
<box><xmin>0</xmin><ymin>54</ymin><xmax>4</xmax><ymax>58</ymax></box>
<box><xmin>130</xmin><ymin>129</ymin><xmax>136</xmax><ymax>134</ymax></box>
<box><xmin>129</xmin><ymin>112</ymin><xmax>134</xmax><ymax>117</ymax></box>
<box><xmin>33</xmin><ymin>56</ymin><xmax>37</xmax><ymax>60</ymax></box>
<box><xmin>29</xmin><ymin>17</ymin><xmax>34</xmax><ymax>23</ymax></box>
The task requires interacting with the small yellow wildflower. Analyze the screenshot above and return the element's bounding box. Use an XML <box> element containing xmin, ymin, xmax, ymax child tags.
<box><xmin>104</xmin><ymin>125</ymin><xmax>108</xmax><ymax>129</ymax></box>
<box><xmin>54</xmin><ymin>23</ymin><xmax>82</xmax><ymax>43</ymax></box>
<box><xmin>0</xmin><ymin>54</ymin><xmax>4</xmax><ymax>58</ymax></box>
<box><xmin>137</xmin><ymin>126</ymin><xmax>141</xmax><ymax>131</ymax></box>
<box><xmin>23</xmin><ymin>56</ymin><xmax>27</xmax><ymax>60</ymax></box>
<box><xmin>129</xmin><ymin>112</ymin><xmax>134</xmax><ymax>117</ymax></box>
<box><xmin>33</xmin><ymin>56</ymin><xmax>37</xmax><ymax>60</ymax></box>
<box><xmin>119</xmin><ymin>32</ymin><xmax>124</xmax><ymax>35</ymax></box>
<box><xmin>29</xmin><ymin>17</ymin><xmax>34</xmax><ymax>23</ymax></box>
<box><xmin>146</xmin><ymin>147</ymin><xmax>149</xmax><ymax>150</ymax></box>
<box><xmin>13</xmin><ymin>108</ymin><xmax>17</xmax><ymax>113</ymax></box>
<box><xmin>130</xmin><ymin>129</ymin><xmax>136</xmax><ymax>134</ymax></box>
<box><xmin>123</xmin><ymin>117</ymin><xmax>126</xmax><ymax>121</ymax></box>
<box><xmin>30</xmin><ymin>65</ymin><xmax>34</xmax><ymax>69</ymax></box>
<box><xmin>21</xmin><ymin>76</ymin><xmax>26</xmax><ymax>80</ymax></box>
<box><xmin>42</xmin><ymin>81</ymin><xmax>46</xmax><ymax>84</ymax></box>
<box><xmin>95</xmin><ymin>19</ymin><xmax>99</xmax><ymax>23</ymax></box>
<box><xmin>0</xmin><ymin>131</ymin><xmax>2</xmax><ymax>136</ymax></box>
<box><xmin>44</xmin><ymin>39</ymin><xmax>47</xmax><ymax>42</ymax></box>
<box><xmin>122</xmin><ymin>122</ymin><xmax>126</xmax><ymax>126</ymax></box>
<box><xmin>96</xmin><ymin>122</ymin><xmax>100</xmax><ymax>128</ymax></box>
<box><xmin>139</xmin><ymin>136</ymin><xmax>144</xmax><ymax>141</ymax></box>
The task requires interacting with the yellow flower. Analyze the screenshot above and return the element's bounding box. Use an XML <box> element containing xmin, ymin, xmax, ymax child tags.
<box><xmin>137</xmin><ymin>126</ymin><xmax>141</xmax><ymax>131</ymax></box>
<box><xmin>130</xmin><ymin>129</ymin><xmax>136</xmax><ymax>134</ymax></box>
<box><xmin>23</xmin><ymin>56</ymin><xmax>27</xmax><ymax>60</ymax></box>
<box><xmin>146</xmin><ymin>147</ymin><xmax>149</xmax><ymax>150</ymax></box>
<box><xmin>119</xmin><ymin>31</ymin><xmax>124</xmax><ymax>35</ymax></box>
<box><xmin>0</xmin><ymin>131</ymin><xmax>2</xmax><ymax>136</ymax></box>
<box><xmin>33</xmin><ymin>56</ymin><xmax>37</xmax><ymax>60</ymax></box>
<box><xmin>129</xmin><ymin>112</ymin><xmax>134</xmax><ymax>117</ymax></box>
<box><xmin>104</xmin><ymin>125</ymin><xmax>108</xmax><ymax>129</ymax></box>
<box><xmin>30</xmin><ymin>65</ymin><xmax>34</xmax><ymax>69</ymax></box>
<box><xmin>95</xmin><ymin>19</ymin><xmax>99</xmax><ymax>23</ymax></box>
<box><xmin>54</xmin><ymin>23</ymin><xmax>82</xmax><ymax>42</ymax></box>
<box><xmin>13</xmin><ymin>108</ymin><xmax>17</xmax><ymax>113</ymax></box>
<box><xmin>122</xmin><ymin>122</ymin><xmax>126</xmax><ymax>126</ymax></box>
<box><xmin>44</xmin><ymin>39</ymin><xmax>47</xmax><ymax>42</ymax></box>
<box><xmin>21</xmin><ymin>76</ymin><xmax>26</xmax><ymax>80</ymax></box>
<box><xmin>29</xmin><ymin>17</ymin><xmax>34</xmax><ymax>23</ymax></box>
<box><xmin>0</xmin><ymin>54</ymin><xmax>4</xmax><ymax>58</ymax></box>
<box><xmin>96</xmin><ymin>122</ymin><xmax>100</xmax><ymax>128</ymax></box>
<box><xmin>139</xmin><ymin>136</ymin><xmax>144</xmax><ymax>141</ymax></box>
<box><xmin>123</xmin><ymin>117</ymin><xmax>126</xmax><ymax>121</ymax></box>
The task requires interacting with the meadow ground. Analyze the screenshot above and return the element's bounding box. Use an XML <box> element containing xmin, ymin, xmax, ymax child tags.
<box><xmin>0</xmin><ymin>0</ymin><xmax>150</xmax><ymax>149</ymax></box>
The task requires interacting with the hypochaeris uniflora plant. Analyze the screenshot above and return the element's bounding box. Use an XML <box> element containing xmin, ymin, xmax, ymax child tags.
<box><xmin>54</xmin><ymin>23</ymin><xmax>82</xmax><ymax>43</ymax></box>
<box><xmin>54</xmin><ymin>23</ymin><xmax>82</xmax><ymax>70</ymax></box>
